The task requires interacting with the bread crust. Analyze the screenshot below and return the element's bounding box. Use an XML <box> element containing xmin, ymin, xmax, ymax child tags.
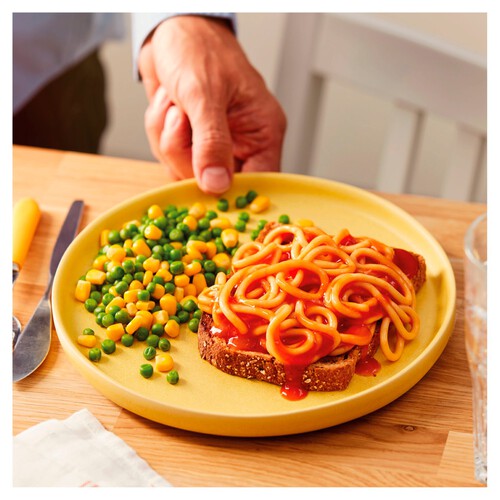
<box><xmin>198</xmin><ymin>312</ymin><xmax>373</xmax><ymax>391</ymax></box>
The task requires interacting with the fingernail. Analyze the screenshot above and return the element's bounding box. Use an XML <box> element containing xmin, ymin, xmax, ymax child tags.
<box><xmin>200</xmin><ymin>167</ymin><xmax>231</xmax><ymax>194</ymax></box>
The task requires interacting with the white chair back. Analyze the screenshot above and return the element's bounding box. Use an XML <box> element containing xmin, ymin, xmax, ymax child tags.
<box><xmin>275</xmin><ymin>13</ymin><xmax>486</xmax><ymax>202</ymax></box>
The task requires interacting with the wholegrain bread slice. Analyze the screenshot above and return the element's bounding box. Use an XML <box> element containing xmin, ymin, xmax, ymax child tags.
<box><xmin>198</xmin><ymin>224</ymin><xmax>426</xmax><ymax>392</ymax></box>
<box><xmin>198</xmin><ymin>312</ymin><xmax>376</xmax><ymax>391</ymax></box>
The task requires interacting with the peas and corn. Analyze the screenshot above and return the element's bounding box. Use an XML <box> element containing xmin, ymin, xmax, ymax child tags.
<box><xmin>75</xmin><ymin>190</ymin><xmax>293</xmax><ymax>384</ymax></box>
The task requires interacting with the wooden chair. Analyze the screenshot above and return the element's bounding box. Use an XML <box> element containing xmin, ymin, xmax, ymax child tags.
<box><xmin>274</xmin><ymin>13</ymin><xmax>486</xmax><ymax>202</ymax></box>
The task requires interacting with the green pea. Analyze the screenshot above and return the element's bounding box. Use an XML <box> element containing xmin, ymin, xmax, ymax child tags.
<box><xmin>83</xmin><ymin>328</ymin><xmax>95</xmax><ymax>335</ymax></box>
<box><xmin>234</xmin><ymin>220</ymin><xmax>246</xmax><ymax>232</ymax></box>
<box><xmin>182</xmin><ymin>299</ymin><xmax>198</xmax><ymax>313</ymax></box>
<box><xmin>205</xmin><ymin>210</ymin><xmax>217</xmax><ymax>220</ymax></box>
<box><xmin>238</xmin><ymin>211</ymin><xmax>250</xmax><ymax>222</ymax></box>
<box><xmin>101</xmin><ymin>339</ymin><xmax>116</xmax><ymax>355</ymax></box>
<box><xmin>193</xmin><ymin>309</ymin><xmax>203</xmax><ymax>320</ymax></box>
<box><xmin>204</xmin><ymin>272</ymin><xmax>216</xmax><ymax>286</ymax></box>
<box><xmin>197</xmin><ymin>217</ymin><xmax>210</xmax><ymax>230</ymax></box>
<box><xmin>170</xmin><ymin>261</ymin><xmax>184</xmax><ymax>275</ymax></box>
<box><xmin>146</xmin><ymin>282</ymin><xmax>156</xmax><ymax>294</ymax></box>
<box><xmin>115</xmin><ymin>277</ymin><xmax>130</xmax><ymax>294</ymax></box>
<box><xmin>114</xmin><ymin>309</ymin><xmax>131</xmax><ymax>324</ymax></box>
<box><xmin>158</xmin><ymin>338</ymin><xmax>171</xmax><ymax>352</ymax></box>
<box><xmin>122</xmin><ymin>259</ymin><xmax>135</xmax><ymax>274</ymax></box>
<box><xmin>134</xmin><ymin>271</ymin><xmax>145</xmax><ymax>281</ymax></box>
<box><xmin>164</xmin><ymin>282</ymin><xmax>176</xmax><ymax>294</ymax></box>
<box><xmin>137</xmin><ymin>289</ymin><xmax>150</xmax><ymax>302</ymax></box>
<box><xmin>108</xmin><ymin>230</ymin><xmax>121</xmax><ymax>244</ymax></box>
<box><xmin>126</xmin><ymin>222</ymin><xmax>139</xmax><ymax>235</ymax></box>
<box><xmin>121</xmin><ymin>333</ymin><xmax>134</xmax><ymax>347</ymax></box>
<box><xmin>217</xmin><ymin>198</ymin><xmax>229</xmax><ymax>212</ymax></box>
<box><xmin>169</xmin><ymin>315</ymin><xmax>180</xmax><ymax>324</ymax></box>
<box><xmin>140</xmin><ymin>363</ymin><xmax>154</xmax><ymax>379</ymax></box>
<box><xmin>169</xmin><ymin>248</ymin><xmax>182</xmax><ymax>261</ymax></box>
<box><xmin>102</xmin><ymin>293</ymin><xmax>115</xmax><ymax>306</ymax></box>
<box><xmin>235</xmin><ymin>195</ymin><xmax>248</xmax><ymax>209</ymax></box>
<box><xmin>246</xmin><ymin>190</ymin><xmax>258</xmax><ymax>203</ymax></box>
<box><xmin>150</xmin><ymin>323</ymin><xmax>164</xmax><ymax>336</ymax></box>
<box><xmin>89</xmin><ymin>348</ymin><xmax>102</xmax><ymax>362</ymax></box>
<box><xmin>107</xmin><ymin>305</ymin><xmax>121</xmax><ymax>316</ymax></box>
<box><xmin>135</xmin><ymin>327</ymin><xmax>149</xmax><ymax>341</ymax></box>
<box><xmin>169</xmin><ymin>228</ymin><xmax>184</xmax><ymax>242</ymax></box>
<box><xmin>202</xmin><ymin>260</ymin><xmax>216</xmax><ymax>273</ymax></box>
<box><xmin>84</xmin><ymin>298</ymin><xmax>98</xmax><ymax>313</ymax></box>
<box><xmin>211</xmin><ymin>227</ymin><xmax>222</xmax><ymax>238</ymax></box>
<box><xmin>122</xmin><ymin>273</ymin><xmax>133</xmax><ymax>284</ymax></box>
<box><xmin>90</xmin><ymin>290</ymin><xmax>102</xmax><ymax>302</ymax></box>
<box><xmin>119</xmin><ymin>228</ymin><xmax>131</xmax><ymax>240</ymax></box>
<box><xmin>136</xmin><ymin>254</ymin><xmax>147</xmax><ymax>264</ymax></box>
<box><xmin>154</xmin><ymin>216</ymin><xmax>168</xmax><ymax>230</ymax></box>
<box><xmin>250</xmin><ymin>229</ymin><xmax>260</xmax><ymax>241</ymax></box>
<box><xmin>152</xmin><ymin>275</ymin><xmax>165</xmax><ymax>285</ymax></box>
<box><xmin>177</xmin><ymin>310</ymin><xmax>190</xmax><ymax>324</ymax></box>
<box><xmin>166</xmin><ymin>370</ymin><xmax>179</xmax><ymax>385</ymax></box>
<box><xmin>143</xmin><ymin>346</ymin><xmax>156</xmax><ymax>360</ymax></box>
<box><xmin>101</xmin><ymin>313</ymin><xmax>115</xmax><ymax>328</ymax></box>
<box><xmin>278</xmin><ymin>214</ymin><xmax>290</xmax><ymax>224</ymax></box>
<box><xmin>257</xmin><ymin>219</ymin><xmax>268</xmax><ymax>230</ymax></box>
<box><xmin>188</xmin><ymin>318</ymin><xmax>200</xmax><ymax>333</ymax></box>
<box><xmin>147</xmin><ymin>334</ymin><xmax>160</xmax><ymax>347</ymax></box>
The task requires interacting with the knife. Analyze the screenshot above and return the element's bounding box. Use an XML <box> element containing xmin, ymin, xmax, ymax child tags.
<box><xmin>13</xmin><ymin>200</ymin><xmax>84</xmax><ymax>382</ymax></box>
<box><xmin>12</xmin><ymin>198</ymin><xmax>41</xmax><ymax>346</ymax></box>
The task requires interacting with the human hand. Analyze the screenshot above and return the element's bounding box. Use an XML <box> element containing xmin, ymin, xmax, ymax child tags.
<box><xmin>138</xmin><ymin>15</ymin><xmax>287</xmax><ymax>194</ymax></box>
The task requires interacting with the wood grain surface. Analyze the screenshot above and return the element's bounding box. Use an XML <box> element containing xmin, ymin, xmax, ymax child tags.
<box><xmin>12</xmin><ymin>146</ymin><xmax>486</xmax><ymax>487</ymax></box>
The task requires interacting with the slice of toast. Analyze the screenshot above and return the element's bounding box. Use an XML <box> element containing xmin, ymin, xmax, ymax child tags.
<box><xmin>198</xmin><ymin>312</ymin><xmax>372</xmax><ymax>391</ymax></box>
<box><xmin>198</xmin><ymin>225</ymin><xmax>426</xmax><ymax>392</ymax></box>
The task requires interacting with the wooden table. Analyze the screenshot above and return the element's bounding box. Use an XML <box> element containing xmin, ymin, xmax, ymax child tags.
<box><xmin>12</xmin><ymin>145</ymin><xmax>486</xmax><ymax>487</ymax></box>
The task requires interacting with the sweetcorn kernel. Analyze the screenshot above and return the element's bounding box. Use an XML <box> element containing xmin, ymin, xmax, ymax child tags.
<box><xmin>85</xmin><ymin>269</ymin><xmax>106</xmax><ymax>285</ymax></box>
<box><xmin>249</xmin><ymin>195</ymin><xmax>270</xmax><ymax>213</ymax></box>
<box><xmin>147</xmin><ymin>204</ymin><xmax>164</xmax><ymax>220</ymax></box>
<box><xmin>75</xmin><ymin>280</ymin><xmax>91</xmax><ymax>302</ymax></box>
<box><xmin>155</xmin><ymin>353</ymin><xmax>174</xmax><ymax>372</ymax></box>
<box><xmin>212</xmin><ymin>253</ymin><xmax>231</xmax><ymax>270</ymax></box>
<box><xmin>164</xmin><ymin>320</ymin><xmax>180</xmax><ymax>338</ymax></box>
<box><xmin>159</xmin><ymin>294</ymin><xmax>177</xmax><ymax>315</ymax></box>
<box><xmin>106</xmin><ymin>323</ymin><xmax>125</xmax><ymax>341</ymax></box>
<box><xmin>77</xmin><ymin>334</ymin><xmax>97</xmax><ymax>348</ymax></box>
<box><xmin>188</xmin><ymin>202</ymin><xmax>206</xmax><ymax>219</ymax></box>
<box><xmin>152</xmin><ymin>309</ymin><xmax>169</xmax><ymax>325</ymax></box>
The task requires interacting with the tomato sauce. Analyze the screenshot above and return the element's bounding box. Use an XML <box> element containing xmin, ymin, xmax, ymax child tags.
<box><xmin>210</xmin><ymin>236</ymin><xmax>417</xmax><ymax>400</ymax></box>
<box><xmin>393</xmin><ymin>248</ymin><xmax>419</xmax><ymax>280</ymax></box>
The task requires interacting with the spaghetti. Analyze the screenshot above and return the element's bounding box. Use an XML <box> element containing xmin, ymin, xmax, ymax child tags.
<box><xmin>198</xmin><ymin>223</ymin><xmax>422</xmax><ymax>396</ymax></box>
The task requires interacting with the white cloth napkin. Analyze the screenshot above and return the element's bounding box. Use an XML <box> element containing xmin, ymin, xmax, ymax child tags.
<box><xmin>13</xmin><ymin>408</ymin><xmax>170</xmax><ymax>487</ymax></box>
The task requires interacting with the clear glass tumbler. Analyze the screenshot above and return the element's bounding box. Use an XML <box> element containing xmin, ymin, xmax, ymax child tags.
<box><xmin>464</xmin><ymin>212</ymin><xmax>487</xmax><ymax>485</ymax></box>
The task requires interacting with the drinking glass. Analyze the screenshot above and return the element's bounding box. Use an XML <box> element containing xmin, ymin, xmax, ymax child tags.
<box><xmin>464</xmin><ymin>212</ymin><xmax>487</xmax><ymax>485</ymax></box>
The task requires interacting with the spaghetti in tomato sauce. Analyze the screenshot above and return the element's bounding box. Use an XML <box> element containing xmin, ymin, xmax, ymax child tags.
<box><xmin>198</xmin><ymin>223</ymin><xmax>423</xmax><ymax>399</ymax></box>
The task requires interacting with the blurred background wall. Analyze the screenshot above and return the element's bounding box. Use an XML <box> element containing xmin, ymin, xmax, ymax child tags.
<box><xmin>99</xmin><ymin>13</ymin><xmax>486</xmax><ymax>200</ymax></box>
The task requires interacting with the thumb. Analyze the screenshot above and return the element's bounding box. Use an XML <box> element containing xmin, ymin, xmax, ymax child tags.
<box><xmin>190</xmin><ymin>105</ymin><xmax>234</xmax><ymax>195</ymax></box>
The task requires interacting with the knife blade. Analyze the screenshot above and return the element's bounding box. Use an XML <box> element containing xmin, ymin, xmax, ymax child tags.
<box><xmin>13</xmin><ymin>200</ymin><xmax>84</xmax><ymax>382</ymax></box>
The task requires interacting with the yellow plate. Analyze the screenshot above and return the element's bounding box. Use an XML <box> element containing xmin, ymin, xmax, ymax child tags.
<box><xmin>52</xmin><ymin>173</ymin><xmax>456</xmax><ymax>437</ymax></box>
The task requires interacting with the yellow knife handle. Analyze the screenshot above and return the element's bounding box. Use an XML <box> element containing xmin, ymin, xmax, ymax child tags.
<box><xmin>13</xmin><ymin>197</ymin><xmax>41</xmax><ymax>269</ymax></box>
